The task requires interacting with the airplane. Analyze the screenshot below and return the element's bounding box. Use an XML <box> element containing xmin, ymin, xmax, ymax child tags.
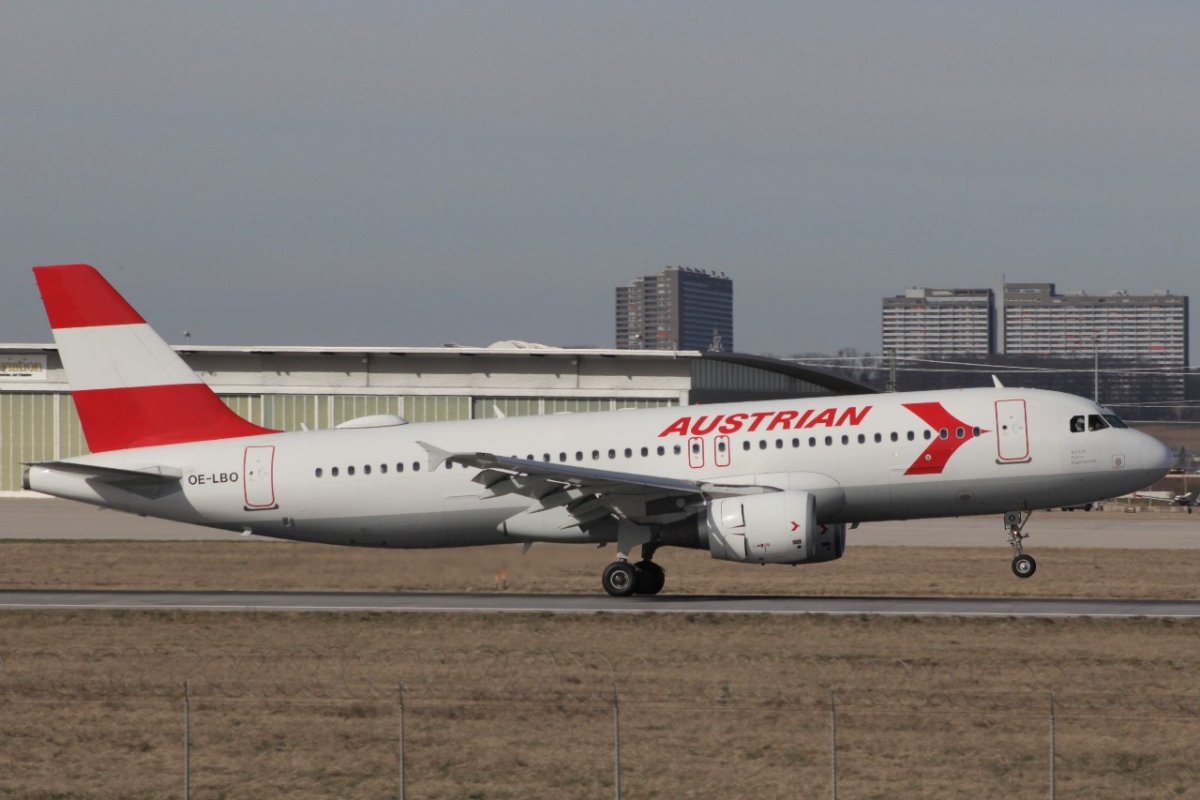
<box><xmin>24</xmin><ymin>264</ymin><xmax>1174</xmax><ymax>596</ymax></box>
<box><xmin>1130</xmin><ymin>490</ymin><xmax>1195</xmax><ymax>507</ymax></box>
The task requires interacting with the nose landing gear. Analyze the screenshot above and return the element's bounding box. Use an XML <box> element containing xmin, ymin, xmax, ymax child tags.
<box><xmin>1005</xmin><ymin>510</ymin><xmax>1036</xmax><ymax>578</ymax></box>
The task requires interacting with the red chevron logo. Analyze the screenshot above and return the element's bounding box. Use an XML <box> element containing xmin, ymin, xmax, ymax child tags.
<box><xmin>902</xmin><ymin>402</ymin><xmax>988</xmax><ymax>476</ymax></box>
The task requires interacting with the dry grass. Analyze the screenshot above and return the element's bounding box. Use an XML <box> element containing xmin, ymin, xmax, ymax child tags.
<box><xmin>0</xmin><ymin>611</ymin><xmax>1199</xmax><ymax>798</ymax></box>
<box><xmin>3</xmin><ymin>540</ymin><xmax>1200</xmax><ymax>797</ymax></box>
<box><xmin>2</xmin><ymin>539</ymin><xmax>1200</xmax><ymax>598</ymax></box>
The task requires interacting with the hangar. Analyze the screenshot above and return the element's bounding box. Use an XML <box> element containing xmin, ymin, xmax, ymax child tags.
<box><xmin>0</xmin><ymin>343</ymin><xmax>874</xmax><ymax>493</ymax></box>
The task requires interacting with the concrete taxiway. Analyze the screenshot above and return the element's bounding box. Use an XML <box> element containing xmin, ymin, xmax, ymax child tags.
<box><xmin>3</xmin><ymin>590</ymin><xmax>1199</xmax><ymax>618</ymax></box>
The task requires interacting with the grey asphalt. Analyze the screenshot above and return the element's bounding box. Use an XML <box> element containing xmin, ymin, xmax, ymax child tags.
<box><xmin>2</xmin><ymin>497</ymin><xmax>1198</xmax><ymax>547</ymax></box>
<box><xmin>2</xmin><ymin>590</ymin><xmax>1199</xmax><ymax>618</ymax></box>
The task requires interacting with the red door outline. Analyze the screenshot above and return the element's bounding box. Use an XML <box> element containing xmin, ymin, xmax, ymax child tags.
<box><xmin>243</xmin><ymin>445</ymin><xmax>278</xmax><ymax>509</ymax></box>
<box><xmin>995</xmin><ymin>399</ymin><xmax>1031</xmax><ymax>462</ymax></box>
<box><xmin>688</xmin><ymin>436</ymin><xmax>705</xmax><ymax>469</ymax></box>
<box><xmin>714</xmin><ymin>435</ymin><xmax>731</xmax><ymax>468</ymax></box>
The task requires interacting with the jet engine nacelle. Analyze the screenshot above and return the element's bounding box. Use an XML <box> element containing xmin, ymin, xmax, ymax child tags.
<box><xmin>703</xmin><ymin>491</ymin><xmax>846</xmax><ymax>565</ymax></box>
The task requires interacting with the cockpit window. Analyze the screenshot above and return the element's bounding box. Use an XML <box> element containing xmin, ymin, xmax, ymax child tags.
<box><xmin>1070</xmin><ymin>415</ymin><xmax>1085</xmax><ymax>433</ymax></box>
<box><xmin>1088</xmin><ymin>414</ymin><xmax>1108</xmax><ymax>431</ymax></box>
<box><xmin>1102</xmin><ymin>414</ymin><xmax>1127</xmax><ymax>429</ymax></box>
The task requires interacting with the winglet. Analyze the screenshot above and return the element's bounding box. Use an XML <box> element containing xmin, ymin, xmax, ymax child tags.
<box><xmin>992</xmin><ymin>375</ymin><xmax>1004</xmax><ymax>388</ymax></box>
<box><xmin>416</xmin><ymin>441</ymin><xmax>453</xmax><ymax>471</ymax></box>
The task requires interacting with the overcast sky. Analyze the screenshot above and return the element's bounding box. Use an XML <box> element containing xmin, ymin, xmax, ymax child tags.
<box><xmin>2</xmin><ymin>2</ymin><xmax>1197</xmax><ymax>357</ymax></box>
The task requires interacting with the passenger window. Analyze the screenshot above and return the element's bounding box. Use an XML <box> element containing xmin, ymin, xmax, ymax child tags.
<box><xmin>559</xmin><ymin>453</ymin><xmax>567</xmax><ymax>462</ymax></box>
<box><xmin>841</xmin><ymin>435</ymin><xmax>849</xmax><ymax>445</ymax></box>
<box><xmin>956</xmin><ymin>427</ymin><xmax>965</xmax><ymax>439</ymax></box>
<box><xmin>907</xmin><ymin>431</ymin><xmax>915</xmax><ymax>441</ymax></box>
<box><xmin>923</xmin><ymin>430</ymin><xmax>932</xmax><ymax>440</ymax></box>
<box><xmin>890</xmin><ymin>432</ymin><xmax>898</xmax><ymax>442</ymax></box>
<box><xmin>759</xmin><ymin>440</ymin><xmax>767</xmax><ymax>450</ymax></box>
<box><xmin>315</xmin><ymin>468</ymin><xmax>323</xmax><ymax>478</ymax></box>
<box><xmin>718</xmin><ymin>440</ymin><xmax>727</xmax><ymax>453</ymax></box>
<box><xmin>396</xmin><ymin>463</ymin><xmax>403</xmax><ymax>473</ymax></box>
<box><xmin>743</xmin><ymin>441</ymin><xmax>751</xmax><ymax>451</ymax></box>
<box><xmin>347</xmin><ymin>466</ymin><xmax>356</xmax><ymax>476</ymax></box>
<box><xmin>641</xmin><ymin>447</ymin><xmax>649</xmax><ymax>457</ymax></box>
<box><xmin>608</xmin><ymin>449</ymin><xmax>616</xmax><ymax>459</ymax></box>
<box><xmin>673</xmin><ymin>445</ymin><xmax>682</xmax><ymax>455</ymax></box>
<box><xmin>543</xmin><ymin>454</ymin><xmax>551</xmax><ymax>462</ymax></box>
<box><xmin>412</xmin><ymin>462</ymin><xmax>420</xmax><ymax>472</ymax></box>
<box><xmin>575</xmin><ymin>452</ymin><xmax>583</xmax><ymax>461</ymax></box>
<box><xmin>331</xmin><ymin>467</ymin><xmax>339</xmax><ymax>477</ymax></box>
<box><xmin>938</xmin><ymin>429</ymin><xmax>948</xmax><ymax>440</ymax></box>
<box><xmin>824</xmin><ymin>436</ymin><xmax>833</xmax><ymax>446</ymax></box>
<box><xmin>380</xmin><ymin>464</ymin><xmax>388</xmax><ymax>474</ymax></box>
<box><xmin>858</xmin><ymin>434</ymin><xmax>866</xmax><ymax>444</ymax></box>
<box><xmin>364</xmin><ymin>464</ymin><xmax>372</xmax><ymax>475</ymax></box>
<box><xmin>874</xmin><ymin>433</ymin><xmax>882</xmax><ymax>443</ymax></box>
<box><xmin>809</xmin><ymin>437</ymin><xmax>816</xmax><ymax>447</ymax></box>
<box><xmin>972</xmin><ymin>427</ymin><xmax>981</xmax><ymax>437</ymax></box>
<box><xmin>592</xmin><ymin>450</ymin><xmax>600</xmax><ymax>460</ymax></box>
<box><xmin>792</xmin><ymin>438</ymin><xmax>800</xmax><ymax>448</ymax></box>
<box><xmin>624</xmin><ymin>448</ymin><xmax>632</xmax><ymax>458</ymax></box>
<box><xmin>657</xmin><ymin>446</ymin><xmax>665</xmax><ymax>456</ymax></box>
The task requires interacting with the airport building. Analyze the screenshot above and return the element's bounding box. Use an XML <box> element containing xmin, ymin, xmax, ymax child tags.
<box><xmin>0</xmin><ymin>343</ymin><xmax>872</xmax><ymax>493</ymax></box>
<box><xmin>615</xmin><ymin>266</ymin><xmax>733</xmax><ymax>351</ymax></box>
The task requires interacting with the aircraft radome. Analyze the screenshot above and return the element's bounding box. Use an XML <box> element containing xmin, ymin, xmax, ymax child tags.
<box><xmin>25</xmin><ymin>265</ymin><xmax>1173</xmax><ymax>595</ymax></box>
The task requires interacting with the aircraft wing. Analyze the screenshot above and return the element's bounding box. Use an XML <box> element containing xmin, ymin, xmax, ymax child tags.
<box><xmin>418</xmin><ymin>442</ymin><xmax>775</xmax><ymax>527</ymax></box>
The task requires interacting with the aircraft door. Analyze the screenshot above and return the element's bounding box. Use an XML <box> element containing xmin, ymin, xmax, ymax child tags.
<box><xmin>243</xmin><ymin>445</ymin><xmax>278</xmax><ymax>510</ymax></box>
<box><xmin>688</xmin><ymin>437</ymin><xmax>705</xmax><ymax>469</ymax></box>
<box><xmin>714</xmin><ymin>435</ymin><xmax>731</xmax><ymax>468</ymax></box>
<box><xmin>995</xmin><ymin>400</ymin><xmax>1031</xmax><ymax>463</ymax></box>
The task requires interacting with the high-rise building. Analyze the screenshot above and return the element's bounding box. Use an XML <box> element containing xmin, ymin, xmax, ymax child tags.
<box><xmin>1001</xmin><ymin>283</ymin><xmax>1188</xmax><ymax>367</ymax></box>
<box><xmin>616</xmin><ymin>267</ymin><xmax>733</xmax><ymax>351</ymax></box>
<box><xmin>878</xmin><ymin>281</ymin><xmax>1190</xmax><ymax>410</ymax></box>
<box><xmin>881</xmin><ymin>288</ymin><xmax>994</xmax><ymax>358</ymax></box>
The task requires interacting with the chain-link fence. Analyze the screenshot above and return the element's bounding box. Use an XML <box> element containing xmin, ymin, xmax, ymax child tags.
<box><xmin>3</xmin><ymin>646</ymin><xmax>1199</xmax><ymax>798</ymax></box>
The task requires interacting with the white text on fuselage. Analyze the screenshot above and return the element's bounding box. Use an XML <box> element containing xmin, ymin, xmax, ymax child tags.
<box><xmin>658</xmin><ymin>406</ymin><xmax>873</xmax><ymax>438</ymax></box>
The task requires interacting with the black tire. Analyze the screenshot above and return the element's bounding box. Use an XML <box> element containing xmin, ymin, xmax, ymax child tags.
<box><xmin>634</xmin><ymin>560</ymin><xmax>666</xmax><ymax>595</ymax></box>
<box><xmin>602</xmin><ymin>561</ymin><xmax>638</xmax><ymax>597</ymax></box>
<box><xmin>1012</xmin><ymin>554</ymin><xmax>1037</xmax><ymax>579</ymax></box>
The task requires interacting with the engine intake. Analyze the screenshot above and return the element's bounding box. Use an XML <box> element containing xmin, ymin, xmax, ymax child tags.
<box><xmin>702</xmin><ymin>491</ymin><xmax>845</xmax><ymax>565</ymax></box>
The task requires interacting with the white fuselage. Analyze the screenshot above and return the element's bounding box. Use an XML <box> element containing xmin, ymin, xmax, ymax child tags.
<box><xmin>29</xmin><ymin>387</ymin><xmax>1172</xmax><ymax>548</ymax></box>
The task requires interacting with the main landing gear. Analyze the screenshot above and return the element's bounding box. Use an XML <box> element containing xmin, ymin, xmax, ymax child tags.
<box><xmin>1005</xmin><ymin>510</ymin><xmax>1036</xmax><ymax>578</ymax></box>
<box><xmin>602</xmin><ymin>542</ymin><xmax>666</xmax><ymax>597</ymax></box>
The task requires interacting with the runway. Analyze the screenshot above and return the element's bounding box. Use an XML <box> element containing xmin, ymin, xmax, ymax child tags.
<box><xmin>3</xmin><ymin>590</ymin><xmax>1200</xmax><ymax>618</ymax></box>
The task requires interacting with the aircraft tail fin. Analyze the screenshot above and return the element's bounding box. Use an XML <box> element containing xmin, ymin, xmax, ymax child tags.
<box><xmin>33</xmin><ymin>264</ymin><xmax>276</xmax><ymax>452</ymax></box>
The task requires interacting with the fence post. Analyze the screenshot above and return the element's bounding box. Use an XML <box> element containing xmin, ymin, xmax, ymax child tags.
<box><xmin>830</xmin><ymin>690</ymin><xmax>838</xmax><ymax>800</ymax></box>
<box><xmin>613</xmin><ymin>684</ymin><xmax>622</xmax><ymax>800</ymax></box>
<box><xmin>1049</xmin><ymin>691</ymin><xmax>1056</xmax><ymax>800</ymax></box>
<box><xmin>398</xmin><ymin>683</ymin><xmax>407</xmax><ymax>800</ymax></box>
<box><xmin>183</xmin><ymin>681</ymin><xmax>191</xmax><ymax>800</ymax></box>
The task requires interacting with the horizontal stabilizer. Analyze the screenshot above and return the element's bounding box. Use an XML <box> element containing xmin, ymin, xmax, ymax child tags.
<box><xmin>27</xmin><ymin>460</ymin><xmax>183</xmax><ymax>486</ymax></box>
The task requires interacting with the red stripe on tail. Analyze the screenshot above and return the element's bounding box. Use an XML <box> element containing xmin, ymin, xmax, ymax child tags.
<box><xmin>73</xmin><ymin>384</ymin><xmax>274</xmax><ymax>452</ymax></box>
<box><xmin>34</xmin><ymin>264</ymin><xmax>146</xmax><ymax>329</ymax></box>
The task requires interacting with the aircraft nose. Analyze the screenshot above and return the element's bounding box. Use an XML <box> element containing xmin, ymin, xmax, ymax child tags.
<box><xmin>1142</xmin><ymin>435</ymin><xmax>1173</xmax><ymax>475</ymax></box>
